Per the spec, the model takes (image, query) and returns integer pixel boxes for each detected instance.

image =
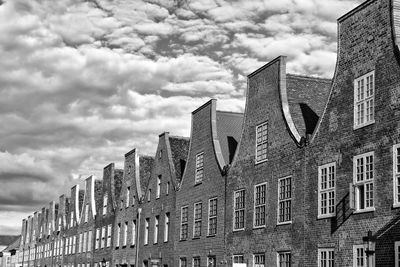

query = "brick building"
[174,99,243,267]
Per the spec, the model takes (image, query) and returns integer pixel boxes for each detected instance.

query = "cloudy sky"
[0,0,363,235]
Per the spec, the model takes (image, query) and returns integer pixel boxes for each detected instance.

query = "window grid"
[180,258,187,267]
[193,202,202,238]
[254,254,265,267]
[318,249,334,267]
[318,163,336,218]
[208,198,218,236]
[164,213,169,242]
[180,206,188,240]
[353,245,366,267]
[278,177,292,224]
[254,183,266,227]
[354,71,374,128]
[394,145,400,206]
[234,189,245,230]
[256,122,268,163]
[195,153,204,184]
[353,152,374,212]
[278,252,291,267]
[193,257,200,267]
[131,220,136,246]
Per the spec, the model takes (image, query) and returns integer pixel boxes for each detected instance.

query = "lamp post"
[362,230,376,267]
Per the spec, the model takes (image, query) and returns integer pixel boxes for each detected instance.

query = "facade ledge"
[353,207,375,214]
[393,203,400,208]
[277,221,292,226]
[353,120,375,130]
[255,159,268,166]
[317,214,335,220]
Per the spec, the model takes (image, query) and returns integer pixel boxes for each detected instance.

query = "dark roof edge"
[247,56,283,78]
[338,0,375,22]
[192,99,215,114]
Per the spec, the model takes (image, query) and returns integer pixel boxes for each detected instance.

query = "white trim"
[253,182,267,228]
[255,121,268,164]
[317,248,334,267]
[395,241,400,267]
[195,152,204,184]
[207,197,218,236]
[233,189,245,231]
[153,215,159,244]
[353,70,375,129]
[394,144,400,207]
[317,162,336,219]
[193,202,202,238]
[277,176,292,225]
[253,253,265,267]
[353,151,375,213]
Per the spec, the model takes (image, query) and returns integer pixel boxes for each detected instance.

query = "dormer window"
[256,122,268,163]
[354,71,375,129]
[103,194,108,215]
[195,152,204,184]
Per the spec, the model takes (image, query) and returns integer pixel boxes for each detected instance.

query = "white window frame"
[144,218,149,245]
[255,121,268,164]
[164,213,169,242]
[277,176,292,225]
[318,248,334,267]
[101,226,106,248]
[233,189,245,231]
[353,244,366,267]
[352,151,375,213]
[131,220,136,246]
[208,198,217,236]
[318,162,336,218]
[123,222,128,246]
[154,216,159,244]
[394,144,400,208]
[84,204,89,223]
[253,253,265,267]
[95,229,100,250]
[354,70,375,129]
[253,183,267,228]
[277,251,291,267]
[180,206,188,240]
[193,202,202,238]
[395,241,400,267]
[156,176,161,199]
[195,152,204,184]
[102,194,108,216]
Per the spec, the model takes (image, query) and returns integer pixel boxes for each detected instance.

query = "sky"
[0,0,363,235]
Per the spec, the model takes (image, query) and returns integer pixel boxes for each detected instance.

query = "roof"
[216,111,244,164]
[286,74,331,136]
[1,236,20,252]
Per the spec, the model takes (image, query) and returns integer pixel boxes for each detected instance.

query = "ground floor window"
[318,248,334,267]
[278,252,291,267]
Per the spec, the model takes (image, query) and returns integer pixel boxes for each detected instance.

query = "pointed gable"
[168,135,190,184]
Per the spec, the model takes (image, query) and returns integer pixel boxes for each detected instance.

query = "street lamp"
[362,230,376,267]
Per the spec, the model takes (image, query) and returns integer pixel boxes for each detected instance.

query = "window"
[193,202,202,238]
[123,222,128,246]
[132,221,136,246]
[353,245,366,267]
[195,152,204,184]
[144,218,149,245]
[352,152,374,212]
[318,249,334,267]
[116,223,120,248]
[103,194,108,215]
[179,258,187,267]
[101,226,106,248]
[72,235,76,254]
[394,145,400,207]
[107,224,111,247]
[83,232,87,252]
[164,213,169,242]
[154,216,159,244]
[120,199,123,210]
[180,206,188,240]
[207,256,216,267]
[208,198,217,236]
[88,231,92,252]
[253,254,265,267]
[233,255,244,264]
[395,241,400,267]
[166,181,170,195]
[354,70,374,129]
[126,187,130,208]
[95,229,100,250]
[79,233,83,253]
[318,163,336,218]
[157,176,161,199]
[256,122,268,163]
[148,189,151,202]
[278,177,292,224]
[193,257,200,267]
[84,204,89,223]
[234,189,245,230]
[278,252,291,267]
[254,183,266,227]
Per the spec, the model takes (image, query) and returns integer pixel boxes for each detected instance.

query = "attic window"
[195,152,204,184]
[159,150,162,159]
[128,165,132,174]
[354,71,375,129]
[255,122,268,164]
[103,194,108,215]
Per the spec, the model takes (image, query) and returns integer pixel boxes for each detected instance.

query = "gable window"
[254,254,265,267]
[318,163,336,218]
[256,122,268,163]
[354,71,375,129]
[278,176,292,224]
[318,248,334,267]
[116,223,120,248]
[233,189,245,230]
[394,144,400,207]
[278,252,291,267]
[103,194,108,215]
[154,216,159,244]
[195,152,204,184]
[84,204,89,223]
[208,198,217,236]
[353,245,366,267]
[131,220,136,246]
[157,176,161,199]
[164,213,169,242]
[254,183,266,228]
[193,202,202,238]
[107,224,111,247]
[126,187,130,208]
[180,206,188,240]
[144,218,149,245]
[352,152,374,212]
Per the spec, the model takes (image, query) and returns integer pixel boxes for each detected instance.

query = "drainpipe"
[135,208,142,267]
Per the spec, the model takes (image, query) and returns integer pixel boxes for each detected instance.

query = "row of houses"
[7,0,400,266]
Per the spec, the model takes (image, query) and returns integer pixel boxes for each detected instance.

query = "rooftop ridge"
[216,110,244,115]
[286,73,332,82]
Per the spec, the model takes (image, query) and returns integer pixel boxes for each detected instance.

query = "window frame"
[253,253,265,267]
[102,194,108,216]
[317,248,334,267]
[164,213,169,243]
[192,256,200,267]
[154,216,159,244]
[394,144,400,208]
[353,244,366,267]
[195,152,204,184]
[277,251,291,267]
[318,162,336,219]
[353,70,375,129]
[255,121,268,164]
[126,187,130,208]
[352,151,375,213]
[179,257,187,267]
[180,206,188,241]
[193,202,202,238]
[156,175,161,199]
[144,218,149,245]
[233,189,245,231]
[253,182,267,228]
[208,198,218,236]
[395,241,400,267]
[277,176,292,225]
[131,220,136,246]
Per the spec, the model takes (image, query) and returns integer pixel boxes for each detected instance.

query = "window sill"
[393,203,400,209]
[192,236,201,240]
[353,207,375,214]
[179,239,187,242]
[353,120,375,130]
[232,228,245,232]
[206,234,216,238]
[164,240,168,243]
[253,225,265,229]
[122,245,126,249]
[255,159,268,165]
[317,214,335,220]
[130,245,135,248]
[194,182,202,186]
[277,221,292,226]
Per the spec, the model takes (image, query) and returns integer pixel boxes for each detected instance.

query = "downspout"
[135,207,142,267]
